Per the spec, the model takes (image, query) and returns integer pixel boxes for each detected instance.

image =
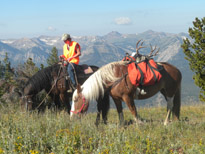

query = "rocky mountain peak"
[104,31,122,38]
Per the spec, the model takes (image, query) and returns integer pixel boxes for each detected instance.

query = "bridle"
[70,96,87,114]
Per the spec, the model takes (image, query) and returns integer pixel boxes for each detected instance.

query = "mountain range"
[0,30,200,105]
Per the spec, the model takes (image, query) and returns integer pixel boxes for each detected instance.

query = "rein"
[36,64,63,109]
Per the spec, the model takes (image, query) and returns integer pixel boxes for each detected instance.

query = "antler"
[149,44,160,57]
[136,40,146,54]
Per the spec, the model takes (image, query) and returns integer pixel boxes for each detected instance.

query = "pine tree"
[0,61,5,78]
[40,64,44,70]
[3,52,14,81]
[181,17,205,101]
[0,53,16,101]
[24,58,39,77]
[15,58,40,100]
[47,47,59,66]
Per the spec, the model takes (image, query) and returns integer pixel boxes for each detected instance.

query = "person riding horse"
[60,33,81,92]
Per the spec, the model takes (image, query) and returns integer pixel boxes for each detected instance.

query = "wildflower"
[199,138,203,146]
[29,149,39,154]
[0,148,4,154]
[89,137,93,144]
[17,136,22,140]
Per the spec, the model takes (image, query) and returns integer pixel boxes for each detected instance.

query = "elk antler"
[136,40,146,54]
[149,44,160,57]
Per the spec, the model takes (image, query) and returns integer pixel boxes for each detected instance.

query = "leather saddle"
[59,61,95,80]
[75,64,94,79]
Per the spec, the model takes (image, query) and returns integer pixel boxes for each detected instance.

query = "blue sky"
[0,0,204,39]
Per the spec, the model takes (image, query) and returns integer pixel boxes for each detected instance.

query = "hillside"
[0,30,200,103]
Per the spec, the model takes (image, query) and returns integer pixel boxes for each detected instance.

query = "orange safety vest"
[63,41,80,64]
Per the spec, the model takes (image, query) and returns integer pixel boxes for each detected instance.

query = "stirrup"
[67,84,76,93]
[67,88,73,93]
[66,76,70,80]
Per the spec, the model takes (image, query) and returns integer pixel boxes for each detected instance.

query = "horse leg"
[59,93,71,114]
[112,97,124,126]
[95,111,101,127]
[101,93,110,124]
[161,87,181,125]
[172,87,181,121]
[160,89,172,125]
[23,95,33,111]
[123,95,143,124]
[96,93,110,126]
[164,96,174,126]
[51,95,61,111]
[96,98,102,126]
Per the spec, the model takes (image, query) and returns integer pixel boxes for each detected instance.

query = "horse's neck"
[101,64,128,91]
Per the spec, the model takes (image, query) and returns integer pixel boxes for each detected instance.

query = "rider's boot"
[67,83,76,93]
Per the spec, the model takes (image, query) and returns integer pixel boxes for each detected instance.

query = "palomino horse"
[70,42,182,126]
[22,62,110,124]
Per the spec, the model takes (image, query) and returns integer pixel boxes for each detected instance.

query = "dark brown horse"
[70,43,182,126]
[22,62,110,124]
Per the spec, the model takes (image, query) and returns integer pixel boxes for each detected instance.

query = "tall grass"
[0,104,204,154]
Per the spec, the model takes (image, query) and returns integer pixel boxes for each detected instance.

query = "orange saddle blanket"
[128,59,162,86]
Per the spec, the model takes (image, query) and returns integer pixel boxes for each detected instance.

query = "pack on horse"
[22,60,110,123]
[70,40,182,126]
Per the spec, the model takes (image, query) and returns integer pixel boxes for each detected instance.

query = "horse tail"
[172,85,181,120]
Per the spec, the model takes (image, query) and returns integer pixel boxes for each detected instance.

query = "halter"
[70,96,87,114]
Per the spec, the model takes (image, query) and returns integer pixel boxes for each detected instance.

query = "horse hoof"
[137,120,144,125]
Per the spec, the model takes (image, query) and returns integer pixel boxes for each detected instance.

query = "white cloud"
[47,26,56,31]
[114,17,132,25]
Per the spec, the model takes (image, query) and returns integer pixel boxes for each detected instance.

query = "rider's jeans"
[67,63,77,87]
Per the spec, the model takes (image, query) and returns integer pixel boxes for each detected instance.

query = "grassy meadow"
[0,103,204,154]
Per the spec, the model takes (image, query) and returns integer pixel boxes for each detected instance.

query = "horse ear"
[77,84,82,93]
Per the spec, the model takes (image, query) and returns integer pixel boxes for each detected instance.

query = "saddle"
[59,63,95,92]
[75,64,94,79]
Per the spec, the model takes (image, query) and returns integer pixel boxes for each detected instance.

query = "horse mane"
[73,61,128,101]
[25,64,61,93]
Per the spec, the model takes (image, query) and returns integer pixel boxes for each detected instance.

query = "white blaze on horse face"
[70,101,75,117]
[70,91,77,117]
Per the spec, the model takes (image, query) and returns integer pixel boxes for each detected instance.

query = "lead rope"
[36,65,63,109]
